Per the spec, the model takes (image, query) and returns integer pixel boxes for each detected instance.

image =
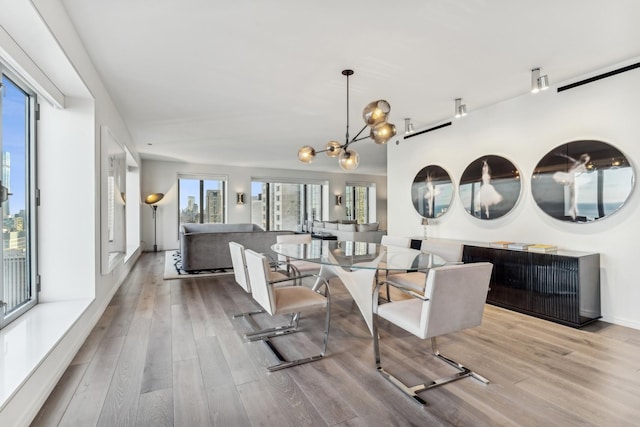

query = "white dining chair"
[244,249,331,371]
[385,240,464,298]
[228,241,287,323]
[378,235,412,300]
[373,262,493,405]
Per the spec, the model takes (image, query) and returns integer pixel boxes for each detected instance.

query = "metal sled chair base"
[376,337,489,406]
[233,308,319,371]
[257,335,325,372]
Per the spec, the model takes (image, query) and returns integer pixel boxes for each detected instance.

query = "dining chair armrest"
[269,273,330,295]
[376,280,429,301]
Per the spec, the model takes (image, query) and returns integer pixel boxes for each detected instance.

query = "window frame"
[177,173,228,228]
[0,64,39,329]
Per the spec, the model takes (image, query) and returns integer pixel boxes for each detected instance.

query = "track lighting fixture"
[454,98,467,118]
[404,118,414,135]
[531,67,549,93]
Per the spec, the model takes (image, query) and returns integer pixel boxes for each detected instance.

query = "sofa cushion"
[338,223,356,232]
[339,219,357,224]
[358,222,379,232]
[181,223,261,233]
[313,221,324,229]
[324,222,338,230]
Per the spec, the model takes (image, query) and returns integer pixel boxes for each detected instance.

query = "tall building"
[268,183,302,231]
[180,195,199,223]
[205,189,223,223]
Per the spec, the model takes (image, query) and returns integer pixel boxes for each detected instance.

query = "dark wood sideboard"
[462,245,601,328]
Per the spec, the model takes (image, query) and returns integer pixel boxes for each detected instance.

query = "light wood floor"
[32,252,640,426]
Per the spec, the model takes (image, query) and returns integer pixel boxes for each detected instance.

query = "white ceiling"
[60,0,640,175]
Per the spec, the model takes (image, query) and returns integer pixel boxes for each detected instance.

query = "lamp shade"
[325,140,342,157]
[144,193,164,205]
[338,149,360,170]
[362,100,390,126]
[298,145,316,163]
[370,122,397,144]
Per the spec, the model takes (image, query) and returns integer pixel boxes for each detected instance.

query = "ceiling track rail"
[403,122,452,140]
[557,61,640,92]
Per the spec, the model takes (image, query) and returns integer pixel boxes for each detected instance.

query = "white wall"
[388,58,640,329]
[0,1,142,425]
[141,159,388,251]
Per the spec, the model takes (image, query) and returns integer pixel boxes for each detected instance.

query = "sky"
[2,75,28,215]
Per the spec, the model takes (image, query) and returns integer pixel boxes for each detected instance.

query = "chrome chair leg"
[372,322,489,406]
[264,283,331,372]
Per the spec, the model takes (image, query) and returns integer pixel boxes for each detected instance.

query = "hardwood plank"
[140,281,172,394]
[171,303,198,362]
[96,316,151,427]
[173,358,212,426]
[237,371,325,427]
[135,388,173,427]
[57,336,125,427]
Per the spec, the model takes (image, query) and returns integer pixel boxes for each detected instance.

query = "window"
[345,183,376,224]
[251,180,326,231]
[178,176,227,225]
[1,68,37,329]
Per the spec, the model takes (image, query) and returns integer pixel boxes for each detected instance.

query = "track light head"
[531,67,549,93]
[454,98,467,118]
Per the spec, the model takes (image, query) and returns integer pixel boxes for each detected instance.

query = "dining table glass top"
[271,240,446,272]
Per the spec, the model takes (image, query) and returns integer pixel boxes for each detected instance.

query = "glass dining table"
[271,240,446,335]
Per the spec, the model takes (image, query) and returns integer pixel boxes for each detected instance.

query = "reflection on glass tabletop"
[272,240,446,271]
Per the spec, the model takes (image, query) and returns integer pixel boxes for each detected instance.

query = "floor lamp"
[144,193,164,252]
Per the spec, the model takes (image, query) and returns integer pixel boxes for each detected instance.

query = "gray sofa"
[179,223,295,272]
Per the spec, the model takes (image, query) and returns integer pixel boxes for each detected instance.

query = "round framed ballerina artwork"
[411,165,454,218]
[531,140,634,223]
[459,155,522,220]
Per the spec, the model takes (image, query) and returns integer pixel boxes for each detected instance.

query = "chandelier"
[297,69,397,171]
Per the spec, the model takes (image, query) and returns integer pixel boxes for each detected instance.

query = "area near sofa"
[179,223,295,272]
[307,220,385,243]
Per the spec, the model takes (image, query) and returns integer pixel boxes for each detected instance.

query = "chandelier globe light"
[325,140,342,157]
[338,149,360,171]
[297,69,396,171]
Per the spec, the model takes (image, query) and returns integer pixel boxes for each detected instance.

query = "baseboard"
[599,314,640,331]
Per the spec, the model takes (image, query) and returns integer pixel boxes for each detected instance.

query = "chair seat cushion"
[376,298,425,338]
[274,286,327,315]
[387,272,426,293]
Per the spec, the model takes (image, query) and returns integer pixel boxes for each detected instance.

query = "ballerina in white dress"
[423,174,440,217]
[552,153,590,220]
[475,160,503,218]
